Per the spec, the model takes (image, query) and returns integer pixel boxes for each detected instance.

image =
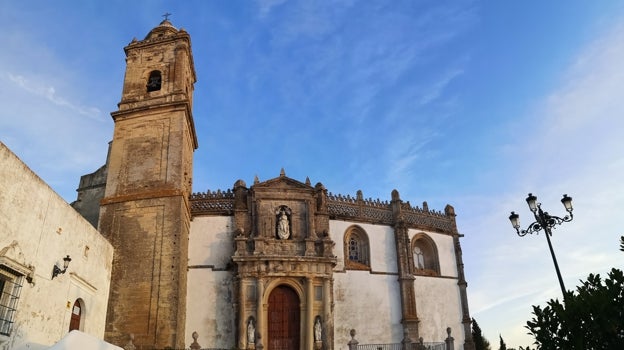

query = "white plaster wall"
[186,215,235,348]
[331,219,402,348]
[334,272,403,349]
[409,229,464,348]
[413,277,465,347]
[185,269,236,348]
[188,216,234,266]
[330,221,397,273]
[409,229,458,278]
[0,143,113,349]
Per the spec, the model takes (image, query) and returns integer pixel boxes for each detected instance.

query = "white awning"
[44,330,122,350]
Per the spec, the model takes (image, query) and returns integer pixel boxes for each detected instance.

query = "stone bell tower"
[99,19,197,349]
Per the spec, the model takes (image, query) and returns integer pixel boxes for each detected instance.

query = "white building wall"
[414,277,465,346]
[330,221,398,273]
[331,220,402,348]
[408,229,458,278]
[186,215,236,348]
[334,272,402,348]
[0,143,113,349]
[409,229,464,347]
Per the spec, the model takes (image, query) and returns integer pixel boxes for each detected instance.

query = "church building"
[68,19,474,350]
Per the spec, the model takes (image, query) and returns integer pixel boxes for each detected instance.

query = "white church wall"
[414,276,465,347]
[409,229,464,347]
[188,216,234,266]
[0,143,113,349]
[186,215,236,348]
[330,221,398,273]
[409,229,458,278]
[185,269,236,348]
[331,220,402,348]
[333,272,403,348]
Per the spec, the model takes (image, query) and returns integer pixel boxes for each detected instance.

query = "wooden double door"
[268,286,300,350]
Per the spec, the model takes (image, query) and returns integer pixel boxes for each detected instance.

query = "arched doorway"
[268,285,300,350]
[69,299,83,331]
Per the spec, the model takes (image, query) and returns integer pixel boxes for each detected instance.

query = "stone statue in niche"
[314,317,322,342]
[247,318,255,344]
[414,246,425,269]
[275,206,291,239]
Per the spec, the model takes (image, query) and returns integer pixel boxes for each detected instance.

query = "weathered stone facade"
[70,142,110,228]
[98,20,197,349]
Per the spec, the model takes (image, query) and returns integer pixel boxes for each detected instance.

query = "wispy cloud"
[256,0,288,18]
[7,73,103,121]
[418,68,464,106]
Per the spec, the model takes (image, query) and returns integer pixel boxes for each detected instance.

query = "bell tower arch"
[99,19,197,349]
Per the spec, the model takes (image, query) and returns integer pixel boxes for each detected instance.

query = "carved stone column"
[391,190,419,341]
[323,277,334,349]
[235,232,247,256]
[238,277,248,349]
[256,278,265,344]
[305,238,317,257]
[306,277,315,350]
[452,232,475,350]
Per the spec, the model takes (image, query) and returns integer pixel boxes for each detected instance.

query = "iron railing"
[355,343,446,350]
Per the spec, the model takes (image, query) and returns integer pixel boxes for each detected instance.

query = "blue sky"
[2,1,623,347]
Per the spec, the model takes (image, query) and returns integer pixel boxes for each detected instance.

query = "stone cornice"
[101,189,185,205]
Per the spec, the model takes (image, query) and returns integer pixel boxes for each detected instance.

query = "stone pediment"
[251,174,314,193]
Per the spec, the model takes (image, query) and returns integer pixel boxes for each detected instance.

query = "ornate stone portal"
[232,173,336,350]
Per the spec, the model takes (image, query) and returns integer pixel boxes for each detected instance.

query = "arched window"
[343,226,370,270]
[411,233,440,276]
[68,299,84,332]
[146,70,162,92]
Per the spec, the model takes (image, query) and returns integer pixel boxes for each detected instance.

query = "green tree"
[472,318,492,350]
[498,335,507,350]
[620,235,624,252]
[526,249,624,349]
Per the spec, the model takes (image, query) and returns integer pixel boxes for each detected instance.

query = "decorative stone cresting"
[190,189,235,214]
[191,188,457,232]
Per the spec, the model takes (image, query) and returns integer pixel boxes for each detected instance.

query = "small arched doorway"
[268,285,300,350]
[69,299,83,331]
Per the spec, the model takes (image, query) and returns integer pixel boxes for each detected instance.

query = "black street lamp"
[52,255,72,280]
[509,193,574,297]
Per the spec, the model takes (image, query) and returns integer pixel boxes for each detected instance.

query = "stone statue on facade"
[276,209,290,239]
[314,317,322,342]
[247,318,255,344]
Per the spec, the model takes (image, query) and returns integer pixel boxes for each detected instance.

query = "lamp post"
[508,193,573,297]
